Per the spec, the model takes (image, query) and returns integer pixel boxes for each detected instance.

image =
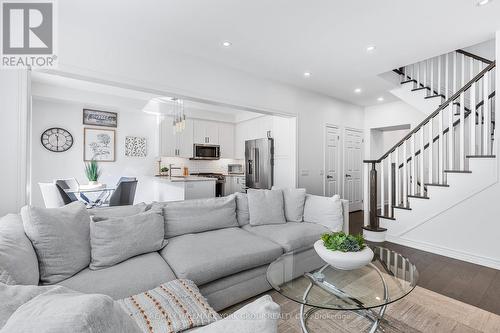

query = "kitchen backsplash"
[159,157,244,176]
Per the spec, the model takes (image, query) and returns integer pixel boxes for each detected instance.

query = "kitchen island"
[153,176,216,202]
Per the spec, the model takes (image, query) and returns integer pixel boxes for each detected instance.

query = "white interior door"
[324,125,339,196]
[344,128,363,212]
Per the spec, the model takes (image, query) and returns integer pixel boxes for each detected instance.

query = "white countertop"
[154,176,216,182]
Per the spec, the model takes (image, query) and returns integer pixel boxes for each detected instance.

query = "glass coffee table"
[266,246,418,333]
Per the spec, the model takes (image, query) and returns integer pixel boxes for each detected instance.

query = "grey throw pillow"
[1,285,141,333]
[88,203,147,219]
[90,209,167,270]
[160,195,238,238]
[272,187,306,222]
[21,202,91,284]
[247,189,286,226]
[235,192,250,226]
[0,214,39,285]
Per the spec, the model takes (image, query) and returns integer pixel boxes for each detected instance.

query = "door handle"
[345,174,352,178]
[326,175,333,179]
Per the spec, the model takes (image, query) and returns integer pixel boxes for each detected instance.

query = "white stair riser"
[386,158,497,236]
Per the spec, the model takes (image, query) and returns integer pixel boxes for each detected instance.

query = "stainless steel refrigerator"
[245,138,274,189]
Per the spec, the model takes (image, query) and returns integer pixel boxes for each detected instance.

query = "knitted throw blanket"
[118,279,221,333]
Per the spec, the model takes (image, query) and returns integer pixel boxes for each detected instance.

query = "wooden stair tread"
[424,94,445,99]
[408,195,430,199]
[444,170,472,173]
[401,79,416,84]
[424,183,449,187]
[411,87,430,92]
[466,155,496,158]
[394,205,412,210]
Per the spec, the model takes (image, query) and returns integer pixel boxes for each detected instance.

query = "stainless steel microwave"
[191,144,220,160]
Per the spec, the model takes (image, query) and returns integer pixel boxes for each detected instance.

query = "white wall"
[0,70,29,216]
[31,95,159,207]
[364,101,425,160]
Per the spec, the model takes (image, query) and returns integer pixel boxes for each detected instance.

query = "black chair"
[108,179,138,206]
[55,184,77,205]
[55,178,92,205]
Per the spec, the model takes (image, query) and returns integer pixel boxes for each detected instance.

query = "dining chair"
[55,178,92,205]
[108,179,138,206]
[39,183,76,208]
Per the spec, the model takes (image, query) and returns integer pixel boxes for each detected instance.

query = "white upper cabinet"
[159,116,176,156]
[218,122,234,158]
[159,116,193,157]
[193,120,219,144]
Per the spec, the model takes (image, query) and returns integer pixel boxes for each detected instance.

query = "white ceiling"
[58,0,500,106]
[31,72,264,122]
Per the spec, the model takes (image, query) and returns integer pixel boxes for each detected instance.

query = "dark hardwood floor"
[350,210,500,316]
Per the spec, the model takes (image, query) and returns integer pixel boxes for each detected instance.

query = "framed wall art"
[83,109,118,128]
[125,136,147,157]
[84,128,116,161]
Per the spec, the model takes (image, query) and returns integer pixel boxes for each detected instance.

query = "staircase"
[363,50,496,246]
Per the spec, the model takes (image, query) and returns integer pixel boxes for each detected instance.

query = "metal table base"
[299,263,388,333]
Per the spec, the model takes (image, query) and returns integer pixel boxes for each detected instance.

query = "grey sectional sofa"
[0,192,348,312]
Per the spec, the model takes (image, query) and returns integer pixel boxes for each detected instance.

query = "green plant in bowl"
[321,232,366,252]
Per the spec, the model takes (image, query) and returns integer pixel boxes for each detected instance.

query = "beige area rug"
[223,287,500,333]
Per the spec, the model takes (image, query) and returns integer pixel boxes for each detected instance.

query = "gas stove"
[190,173,225,183]
[190,173,226,197]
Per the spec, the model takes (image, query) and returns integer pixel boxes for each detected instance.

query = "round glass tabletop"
[266,246,418,311]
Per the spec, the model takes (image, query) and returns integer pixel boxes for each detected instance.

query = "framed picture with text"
[84,128,116,162]
[83,109,118,128]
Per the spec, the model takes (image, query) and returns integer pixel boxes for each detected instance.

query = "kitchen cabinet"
[193,120,219,144]
[159,116,193,157]
[234,115,273,159]
[218,122,234,158]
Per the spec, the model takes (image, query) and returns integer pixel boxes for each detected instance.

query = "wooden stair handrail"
[456,49,494,65]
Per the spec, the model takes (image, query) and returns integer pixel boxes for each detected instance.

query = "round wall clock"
[41,128,74,152]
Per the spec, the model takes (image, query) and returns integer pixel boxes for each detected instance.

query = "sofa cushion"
[243,222,329,252]
[272,187,307,222]
[235,192,250,226]
[21,202,91,284]
[58,252,176,300]
[303,194,343,232]
[0,283,55,327]
[118,279,220,333]
[160,228,283,285]
[90,209,167,270]
[0,214,39,285]
[1,285,140,333]
[191,295,280,333]
[88,203,147,219]
[247,189,286,226]
[159,195,238,238]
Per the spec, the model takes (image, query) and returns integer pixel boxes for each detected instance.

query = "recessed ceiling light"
[366,45,376,52]
[377,97,384,102]
[303,72,311,78]
[354,88,362,94]
[221,41,232,47]
[477,0,492,6]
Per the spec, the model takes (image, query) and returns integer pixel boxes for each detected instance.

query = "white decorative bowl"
[313,240,374,270]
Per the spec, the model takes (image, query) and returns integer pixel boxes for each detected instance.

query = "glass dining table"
[65,186,116,208]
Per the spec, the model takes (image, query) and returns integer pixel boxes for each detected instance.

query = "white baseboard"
[385,234,500,270]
